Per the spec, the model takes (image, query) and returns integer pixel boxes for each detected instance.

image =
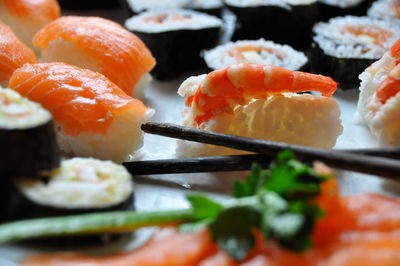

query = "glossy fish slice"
[0,0,60,53]
[0,20,37,87]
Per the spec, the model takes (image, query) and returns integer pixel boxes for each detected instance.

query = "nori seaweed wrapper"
[0,119,60,179]
[317,0,375,21]
[132,27,221,80]
[228,2,318,49]
[310,42,376,89]
[58,0,122,9]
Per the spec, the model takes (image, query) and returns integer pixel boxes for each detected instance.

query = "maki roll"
[58,0,121,9]
[203,39,309,72]
[311,16,400,90]
[10,158,134,220]
[125,0,191,16]
[125,9,223,80]
[0,88,60,178]
[225,0,318,48]
[318,0,375,21]
[368,0,400,21]
[189,0,225,17]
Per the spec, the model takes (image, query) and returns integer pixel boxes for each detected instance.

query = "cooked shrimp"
[375,63,400,104]
[180,64,338,126]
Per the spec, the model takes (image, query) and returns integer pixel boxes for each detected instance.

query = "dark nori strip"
[317,0,375,21]
[0,120,60,179]
[58,0,121,9]
[228,3,318,49]
[131,27,221,80]
[310,41,376,89]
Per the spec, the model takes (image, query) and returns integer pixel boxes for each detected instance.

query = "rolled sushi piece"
[58,0,121,9]
[311,16,400,90]
[125,0,191,16]
[10,158,134,220]
[0,88,60,178]
[0,21,37,88]
[317,0,375,21]
[9,62,155,163]
[356,38,400,146]
[0,0,60,54]
[225,0,318,49]
[33,16,156,98]
[125,9,223,80]
[368,0,400,21]
[190,0,225,17]
[176,64,342,157]
[203,39,309,72]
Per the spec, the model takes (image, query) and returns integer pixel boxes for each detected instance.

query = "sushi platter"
[2,0,400,265]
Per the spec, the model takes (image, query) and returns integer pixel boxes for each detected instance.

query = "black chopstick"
[139,122,400,180]
[123,154,274,175]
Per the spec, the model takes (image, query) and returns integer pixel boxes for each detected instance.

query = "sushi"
[33,16,156,98]
[0,0,60,54]
[125,9,223,80]
[58,0,121,10]
[318,0,375,21]
[0,21,37,87]
[125,0,191,15]
[10,158,134,220]
[0,88,60,178]
[311,16,400,90]
[8,62,155,163]
[225,0,318,48]
[356,38,400,146]
[368,0,400,21]
[190,0,224,17]
[177,64,342,157]
[203,39,309,72]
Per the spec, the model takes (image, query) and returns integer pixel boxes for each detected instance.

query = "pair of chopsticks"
[123,122,400,180]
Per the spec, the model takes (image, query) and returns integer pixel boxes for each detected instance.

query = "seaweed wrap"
[311,16,400,90]
[368,0,400,21]
[125,9,223,80]
[58,0,122,9]
[317,0,375,21]
[225,0,318,49]
[203,39,309,71]
[125,0,190,16]
[190,0,225,17]
[10,158,134,220]
[0,88,60,178]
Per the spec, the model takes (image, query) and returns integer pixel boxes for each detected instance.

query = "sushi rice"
[368,0,400,21]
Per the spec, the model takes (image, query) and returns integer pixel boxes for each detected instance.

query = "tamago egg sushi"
[9,62,155,163]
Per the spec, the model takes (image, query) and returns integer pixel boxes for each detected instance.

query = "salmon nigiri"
[0,0,60,53]
[0,21,37,87]
[33,16,156,98]
[9,62,154,163]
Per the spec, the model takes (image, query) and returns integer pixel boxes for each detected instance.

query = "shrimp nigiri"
[33,16,156,98]
[0,21,37,87]
[357,38,400,146]
[9,62,154,163]
[0,0,60,54]
[177,64,342,156]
